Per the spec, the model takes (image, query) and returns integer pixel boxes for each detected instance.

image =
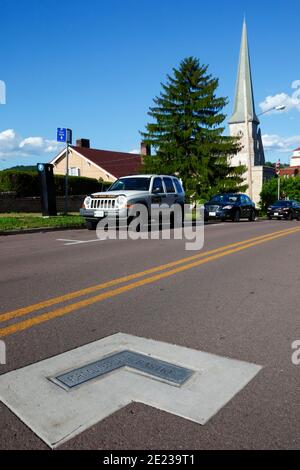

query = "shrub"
[0,170,39,196]
[0,170,101,196]
[54,175,100,196]
[260,176,300,211]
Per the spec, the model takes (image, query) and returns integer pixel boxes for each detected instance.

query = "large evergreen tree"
[141,57,247,200]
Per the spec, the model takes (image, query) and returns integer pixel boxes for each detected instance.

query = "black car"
[204,193,256,222]
[267,200,300,220]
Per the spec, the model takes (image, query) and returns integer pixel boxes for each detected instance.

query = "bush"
[0,170,101,196]
[0,170,39,196]
[260,176,300,211]
[54,175,100,196]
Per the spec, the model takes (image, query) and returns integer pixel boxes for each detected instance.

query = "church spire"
[229,19,259,124]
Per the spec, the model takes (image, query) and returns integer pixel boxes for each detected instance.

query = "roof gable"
[51,146,142,179]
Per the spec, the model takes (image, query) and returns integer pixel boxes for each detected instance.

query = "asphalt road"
[0,219,300,450]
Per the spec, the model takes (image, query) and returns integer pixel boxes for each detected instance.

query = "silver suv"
[80,174,185,230]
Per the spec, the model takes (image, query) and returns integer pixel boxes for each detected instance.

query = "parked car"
[204,193,256,222]
[267,200,300,220]
[80,174,185,230]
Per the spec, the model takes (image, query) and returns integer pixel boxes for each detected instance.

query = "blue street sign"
[57,128,72,144]
[57,128,66,142]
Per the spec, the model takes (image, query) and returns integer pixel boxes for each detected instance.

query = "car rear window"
[163,177,175,193]
[173,179,183,193]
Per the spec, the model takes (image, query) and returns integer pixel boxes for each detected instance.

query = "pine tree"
[141,57,247,200]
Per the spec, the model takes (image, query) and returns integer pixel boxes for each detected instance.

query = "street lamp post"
[257,104,286,117]
[257,104,285,202]
[244,103,285,200]
[244,82,253,199]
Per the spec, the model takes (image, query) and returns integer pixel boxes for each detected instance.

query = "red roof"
[294,147,300,151]
[71,146,142,178]
[279,166,300,176]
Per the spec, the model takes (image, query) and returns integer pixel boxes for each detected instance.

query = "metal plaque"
[52,350,194,389]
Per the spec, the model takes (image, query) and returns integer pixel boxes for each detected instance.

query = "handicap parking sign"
[57,128,67,142]
[57,128,72,144]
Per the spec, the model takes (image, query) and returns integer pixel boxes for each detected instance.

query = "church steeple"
[229,19,259,125]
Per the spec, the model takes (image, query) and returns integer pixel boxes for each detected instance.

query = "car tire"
[232,209,240,223]
[86,219,98,230]
[288,211,293,221]
[127,204,149,232]
[127,214,142,232]
[268,216,272,220]
[170,205,184,228]
[248,209,256,222]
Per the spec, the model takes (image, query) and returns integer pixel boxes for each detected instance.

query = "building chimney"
[76,138,90,148]
[140,141,151,157]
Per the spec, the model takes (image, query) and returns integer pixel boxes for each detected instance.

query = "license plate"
[209,212,216,217]
[274,212,279,216]
[94,210,104,217]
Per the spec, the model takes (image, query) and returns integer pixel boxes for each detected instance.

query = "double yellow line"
[1,226,300,338]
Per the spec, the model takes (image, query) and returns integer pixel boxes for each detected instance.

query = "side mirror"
[152,187,161,194]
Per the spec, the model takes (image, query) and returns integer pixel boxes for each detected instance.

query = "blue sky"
[0,0,299,169]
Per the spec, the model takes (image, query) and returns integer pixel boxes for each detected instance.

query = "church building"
[228,20,274,206]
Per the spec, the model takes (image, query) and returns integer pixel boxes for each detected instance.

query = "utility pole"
[244,81,253,199]
[275,159,281,200]
[64,141,69,214]
[57,128,72,215]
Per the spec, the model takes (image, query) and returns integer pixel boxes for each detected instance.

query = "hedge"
[0,170,102,197]
[54,174,101,196]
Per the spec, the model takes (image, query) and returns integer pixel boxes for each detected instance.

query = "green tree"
[141,57,246,200]
[260,176,300,211]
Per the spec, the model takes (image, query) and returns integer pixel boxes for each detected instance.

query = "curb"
[0,225,86,236]
[0,217,269,236]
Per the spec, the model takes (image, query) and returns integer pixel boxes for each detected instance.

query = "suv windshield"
[210,194,239,204]
[273,200,292,207]
[109,177,151,191]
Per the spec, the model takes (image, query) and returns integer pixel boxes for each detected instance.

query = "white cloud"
[262,134,300,153]
[0,129,18,151]
[0,129,63,159]
[129,148,140,154]
[19,136,44,149]
[259,81,300,113]
[0,80,6,104]
[292,80,300,89]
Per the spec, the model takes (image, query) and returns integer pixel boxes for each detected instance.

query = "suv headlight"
[84,196,91,209]
[115,195,127,209]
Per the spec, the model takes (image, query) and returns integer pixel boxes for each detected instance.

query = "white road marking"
[206,223,225,228]
[0,333,262,449]
[57,238,104,246]
[56,222,224,246]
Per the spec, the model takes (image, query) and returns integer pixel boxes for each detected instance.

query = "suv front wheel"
[127,204,150,232]
[248,209,256,222]
[232,209,240,223]
[86,219,98,230]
